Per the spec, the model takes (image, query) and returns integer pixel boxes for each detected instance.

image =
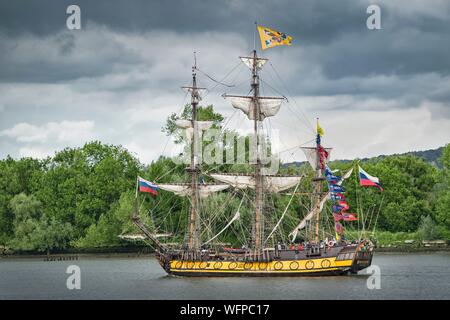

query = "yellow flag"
[317,121,324,136]
[257,25,293,50]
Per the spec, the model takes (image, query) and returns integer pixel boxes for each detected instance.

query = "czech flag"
[358,165,383,191]
[138,176,158,196]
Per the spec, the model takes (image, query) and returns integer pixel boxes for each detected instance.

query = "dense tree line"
[0,107,449,252]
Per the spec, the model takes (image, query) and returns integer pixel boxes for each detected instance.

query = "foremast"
[313,121,324,243]
[251,49,264,257]
[185,59,201,252]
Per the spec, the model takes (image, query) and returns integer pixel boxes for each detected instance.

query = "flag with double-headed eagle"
[257,25,293,50]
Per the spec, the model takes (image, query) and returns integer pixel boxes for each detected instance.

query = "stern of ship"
[349,240,374,274]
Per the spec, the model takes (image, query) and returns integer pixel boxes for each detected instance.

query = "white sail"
[266,175,302,193]
[210,173,254,189]
[240,57,267,70]
[228,97,283,121]
[210,173,302,193]
[175,119,214,131]
[288,167,353,241]
[199,184,230,198]
[158,183,229,198]
[175,120,214,143]
[300,146,332,169]
[341,167,354,181]
[174,119,192,129]
[158,184,191,197]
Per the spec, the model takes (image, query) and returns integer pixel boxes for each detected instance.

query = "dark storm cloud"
[0,0,364,41]
[1,0,449,85]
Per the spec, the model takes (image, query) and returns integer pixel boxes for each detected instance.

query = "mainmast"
[219,49,286,258]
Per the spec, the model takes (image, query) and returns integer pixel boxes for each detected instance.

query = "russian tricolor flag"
[138,176,158,196]
[358,166,383,191]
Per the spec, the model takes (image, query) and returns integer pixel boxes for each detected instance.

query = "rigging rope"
[268,61,316,133]
[202,195,244,245]
[264,180,301,243]
[195,67,235,88]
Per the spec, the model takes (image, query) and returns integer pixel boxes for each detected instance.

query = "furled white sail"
[227,97,283,121]
[210,173,254,189]
[158,183,229,198]
[266,176,302,193]
[157,184,191,197]
[175,120,214,143]
[175,120,214,131]
[288,167,353,241]
[300,147,332,169]
[240,57,267,70]
[210,173,302,193]
[199,184,230,198]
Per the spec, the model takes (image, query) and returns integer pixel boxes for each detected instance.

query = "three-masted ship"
[132,48,374,276]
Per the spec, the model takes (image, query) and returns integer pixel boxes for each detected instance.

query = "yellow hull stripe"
[169,257,353,274]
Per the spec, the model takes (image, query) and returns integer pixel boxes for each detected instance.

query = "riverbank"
[0,245,154,260]
[2,246,450,260]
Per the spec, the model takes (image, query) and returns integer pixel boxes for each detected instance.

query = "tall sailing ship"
[131,27,377,276]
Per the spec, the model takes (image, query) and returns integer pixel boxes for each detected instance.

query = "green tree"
[8,193,74,253]
[0,157,43,244]
[417,215,441,241]
[435,144,450,229]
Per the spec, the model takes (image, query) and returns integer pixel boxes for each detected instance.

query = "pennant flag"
[329,184,345,193]
[317,121,324,137]
[343,213,358,221]
[325,166,340,184]
[326,176,340,185]
[257,25,293,50]
[358,165,383,191]
[337,201,349,210]
[333,213,343,222]
[332,205,345,213]
[138,176,158,196]
[330,192,346,201]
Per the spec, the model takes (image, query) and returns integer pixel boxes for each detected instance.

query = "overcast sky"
[1,0,449,164]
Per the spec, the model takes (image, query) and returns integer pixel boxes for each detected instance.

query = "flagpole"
[133,176,139,219]
[253,21,257,52]
[135,176,139,199]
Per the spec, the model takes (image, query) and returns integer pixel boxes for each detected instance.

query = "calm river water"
[1,253,449,299]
